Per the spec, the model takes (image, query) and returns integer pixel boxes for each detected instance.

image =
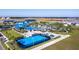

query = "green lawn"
[1,29,23,40]
[43,29,79,50]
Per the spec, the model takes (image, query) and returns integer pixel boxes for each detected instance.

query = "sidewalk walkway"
[32,35,70,50]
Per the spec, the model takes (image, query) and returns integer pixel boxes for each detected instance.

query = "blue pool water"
[16,34,50,48]
[15,21,38,31]
[15,22,27,29]
[25,26,38,31]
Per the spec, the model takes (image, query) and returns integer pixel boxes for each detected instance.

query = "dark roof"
[25,19,36,22]
[0,33,3,37]
[3,20,16,22]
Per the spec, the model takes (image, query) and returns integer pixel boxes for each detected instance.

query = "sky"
[0,9,79,17]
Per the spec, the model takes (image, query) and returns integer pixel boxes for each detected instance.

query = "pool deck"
[11,29,70,50]
[23,31,43,37]
[32,35,70,50]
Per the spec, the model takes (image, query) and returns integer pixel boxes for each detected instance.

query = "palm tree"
[66,25,73,32]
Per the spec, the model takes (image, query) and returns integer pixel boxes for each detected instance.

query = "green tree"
[50,22,64,30]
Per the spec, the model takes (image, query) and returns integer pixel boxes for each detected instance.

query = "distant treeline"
[0,17,79,19]
[9,17,79,19]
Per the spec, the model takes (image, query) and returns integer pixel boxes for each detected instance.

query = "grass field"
[1,29,23,40]
[43,29,79,50]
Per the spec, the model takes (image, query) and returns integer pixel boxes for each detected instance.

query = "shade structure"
[16,34,50,48]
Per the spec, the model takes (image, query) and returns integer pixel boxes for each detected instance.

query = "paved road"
[32,35,70,50]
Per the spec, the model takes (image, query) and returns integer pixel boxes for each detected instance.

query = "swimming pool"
[15,21,38,31]
[16,34,50,48]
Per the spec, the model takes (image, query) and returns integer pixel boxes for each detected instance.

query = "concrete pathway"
[0,42,4,50]
[32,35,70,50]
